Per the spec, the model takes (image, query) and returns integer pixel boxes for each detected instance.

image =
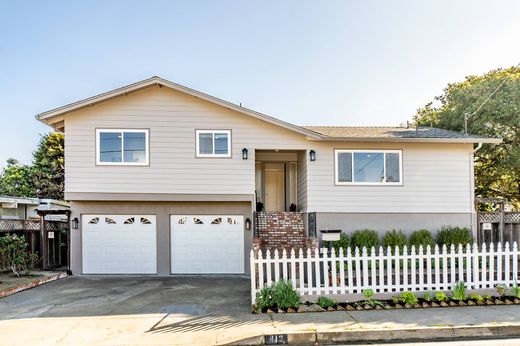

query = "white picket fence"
[250,242,520,303]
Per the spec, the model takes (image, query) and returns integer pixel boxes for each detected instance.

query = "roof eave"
[36,76,322,139]
[319,136,503,144]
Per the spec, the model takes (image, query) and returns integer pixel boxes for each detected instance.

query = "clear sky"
[1,0,519,166]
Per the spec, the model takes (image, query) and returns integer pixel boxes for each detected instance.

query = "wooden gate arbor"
[0,210,71,273]
[476,197,520,246]
[36,209,71,272]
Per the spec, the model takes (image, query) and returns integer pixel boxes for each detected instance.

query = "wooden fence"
[478,212,520,245]
[250,243,520,303]
[0,219,68,270]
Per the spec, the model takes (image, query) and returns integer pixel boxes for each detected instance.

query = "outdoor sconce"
[309,150,316,161]
[72,217,79,230]
[245,218,251,230]
[242,148,248,160]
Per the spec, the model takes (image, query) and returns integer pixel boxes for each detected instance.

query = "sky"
[1,0,519,166]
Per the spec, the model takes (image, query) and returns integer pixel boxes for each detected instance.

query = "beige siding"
[65,86,310,195]
[306,142,474,213]
[64,85,474,214]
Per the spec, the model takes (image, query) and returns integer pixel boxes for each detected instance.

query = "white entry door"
[170,215,244,274]
[82,215,157,274]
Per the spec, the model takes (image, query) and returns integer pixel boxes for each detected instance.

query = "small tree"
[0,235,38,276]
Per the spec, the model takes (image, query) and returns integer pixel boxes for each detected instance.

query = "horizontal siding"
[64,85,474,213]
[65,87,309,195]
[306,143,474,213]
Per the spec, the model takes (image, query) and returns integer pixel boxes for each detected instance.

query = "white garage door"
[171,215,244,274]
[82,215,157,274]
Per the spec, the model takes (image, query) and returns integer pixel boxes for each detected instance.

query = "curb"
[0,272,68,299]
[230,324,520,345]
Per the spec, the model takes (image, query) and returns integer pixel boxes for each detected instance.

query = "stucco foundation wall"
[70,201,253,275]
[316,212,474,239]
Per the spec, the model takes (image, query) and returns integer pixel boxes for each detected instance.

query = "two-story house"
[37,76,500,276]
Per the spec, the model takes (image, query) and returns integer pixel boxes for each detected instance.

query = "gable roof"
[36,76,501,144]
[36,76,321,139]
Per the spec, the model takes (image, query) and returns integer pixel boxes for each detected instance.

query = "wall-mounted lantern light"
[309,150,316,161]
[242,148,248,160]
[72,217,79,230]
[245,218,251,230]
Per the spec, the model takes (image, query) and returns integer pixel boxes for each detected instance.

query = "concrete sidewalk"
[0,276,519,345]
[1,305,519,345]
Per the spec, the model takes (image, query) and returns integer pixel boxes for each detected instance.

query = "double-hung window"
[196,130,231,157]
[96,129,149,165]
[335,149,402,185]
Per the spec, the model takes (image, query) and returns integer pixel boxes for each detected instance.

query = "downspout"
[472,142,483,241]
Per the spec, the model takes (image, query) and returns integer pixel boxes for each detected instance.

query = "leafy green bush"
[0,234,38,276]
[382,230,407,252]
[255,280,301,310]
[351,229,379,249]
[422,292,433,302]
[434,291,449,302]
[469,293,484,302]
[317,296,336,309]
[436,226,473,247]
[362,288,374,300]
[325,233,351,255]
[496,283,507,297]
[451,281,467,301]
[397,291,418,305]
[510,282,520,298]
[409,229,435,249]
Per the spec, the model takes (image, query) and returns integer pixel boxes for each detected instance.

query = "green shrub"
[351,229,379,249]
[422,292,433,302]
[409,229,435,249]
[469,293,484,302]
[436,226,473,247]
[325,233,351,255]
[510,282,520,298]
[496,283,507,297]
[317,296,336,309]
[451,281,467,301]
[397,291,418,305]
[0,234,38,276]
[362,288,374,300]
[434,291,448,302]
[255,280,301,310]
[382,230,407,252]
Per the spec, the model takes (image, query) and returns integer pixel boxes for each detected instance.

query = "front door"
[264,163,285,211]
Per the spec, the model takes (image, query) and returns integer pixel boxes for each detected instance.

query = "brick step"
[255,212,307,251]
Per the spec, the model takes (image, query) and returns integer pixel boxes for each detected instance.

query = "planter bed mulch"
[0,271,68,298]
[253,296,520,314]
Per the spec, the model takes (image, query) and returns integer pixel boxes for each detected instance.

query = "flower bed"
[252,280,520,314]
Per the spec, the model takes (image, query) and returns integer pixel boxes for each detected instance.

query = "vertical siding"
[297,151,308,212]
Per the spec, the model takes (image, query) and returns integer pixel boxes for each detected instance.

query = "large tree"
[414,66,520,209]
[32,133,65,200]
[0,158,36,197]
[0,133,64,200]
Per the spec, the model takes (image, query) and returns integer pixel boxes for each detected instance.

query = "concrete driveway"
[0,275,275,345]
[0,275,251,319]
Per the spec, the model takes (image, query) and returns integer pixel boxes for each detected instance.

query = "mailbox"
[320,229,342,241]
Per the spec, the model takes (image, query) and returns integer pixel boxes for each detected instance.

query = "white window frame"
[96,129,149,166]
[334,149,403,186]
[195,130,232,158]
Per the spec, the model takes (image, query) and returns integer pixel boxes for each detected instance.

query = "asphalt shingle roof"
[303,126,491,140]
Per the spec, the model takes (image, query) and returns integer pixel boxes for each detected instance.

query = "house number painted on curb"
[264,334,288,345]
